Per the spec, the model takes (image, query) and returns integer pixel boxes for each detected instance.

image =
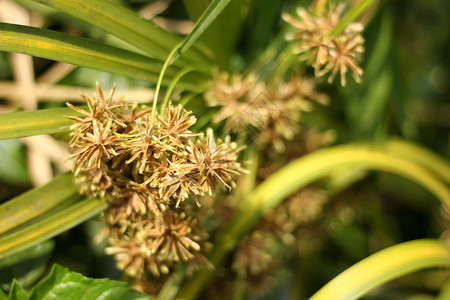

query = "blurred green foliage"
[0,0,448,299]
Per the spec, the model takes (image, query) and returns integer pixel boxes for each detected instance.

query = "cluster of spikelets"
[204,72,329,153]
[66,83,245,278]
[283,3,365,86]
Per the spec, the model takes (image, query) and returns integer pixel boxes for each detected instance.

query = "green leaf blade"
[173,0,231,63]
[29,264,149,300]
[27,0,209,66]
[0,23,164,83]
[178,140,450,298]
[309,239,450,300]
[0,107,78,140]
[9,280,29,300]
[0,197,108,260]
[0,173,78,234]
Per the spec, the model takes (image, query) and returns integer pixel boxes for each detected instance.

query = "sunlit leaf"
[178,140,450,298]
[0,23,166,83]
[0,107,77,141]
[309,239,450,300]
[26,0,209,66]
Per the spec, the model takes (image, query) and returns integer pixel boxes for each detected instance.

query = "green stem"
[160,68,198,115]
[330,0,375,37]
[151,44,182,126]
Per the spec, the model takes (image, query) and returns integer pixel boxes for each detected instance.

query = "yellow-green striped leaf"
[309,239,450,300]
[0,23,165,83]
[0,107,78,140]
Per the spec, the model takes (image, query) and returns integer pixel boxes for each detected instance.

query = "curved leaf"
[178,140,450,298]
[309,239,450,300]
[386,139,450,184]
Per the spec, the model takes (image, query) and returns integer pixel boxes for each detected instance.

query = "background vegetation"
[0,0,449,299]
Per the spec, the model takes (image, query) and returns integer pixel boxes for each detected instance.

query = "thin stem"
[160,68,197,115]
[151,44,182,126]
[330,0,375,37]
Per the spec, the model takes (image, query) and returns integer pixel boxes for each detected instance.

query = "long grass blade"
[0,173,77,235]
[178,140,450,298]
[309,239,450,300]
[0,107,78,140]
[172,0,231,63]
[183,0,249,66]
[26,0,209,65]
[0,23,168,83]
[0,197,108,260]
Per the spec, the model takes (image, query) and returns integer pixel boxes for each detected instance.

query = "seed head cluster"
[67,83,245,277]
[283,4,365,86]
[204,72,329,152]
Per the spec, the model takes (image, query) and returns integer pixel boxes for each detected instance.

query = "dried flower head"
[67,83,245,280]
[204,72,265,132]
[205,72,329,153]
[283,4,365,86]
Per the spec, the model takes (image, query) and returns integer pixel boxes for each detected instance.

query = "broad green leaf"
[27,0,209,66]
[8,280,28,300]
[178,140,450,298]
[309,239,450,300]
[0,173,78,234]
[28,264,149,300]
[0,240,55,291]
[0,197,108,260]
[0,107,77,140]
[172,0,231,64]
[0,289,6,300]
[0,23,175,84]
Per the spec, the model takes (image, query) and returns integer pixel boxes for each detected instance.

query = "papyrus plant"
[0,0,449,299]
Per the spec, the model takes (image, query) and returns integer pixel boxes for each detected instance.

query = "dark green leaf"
[29,264,149,300]
[9,280,28,300]
[0,289,6,300]
[0,241,55,291]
